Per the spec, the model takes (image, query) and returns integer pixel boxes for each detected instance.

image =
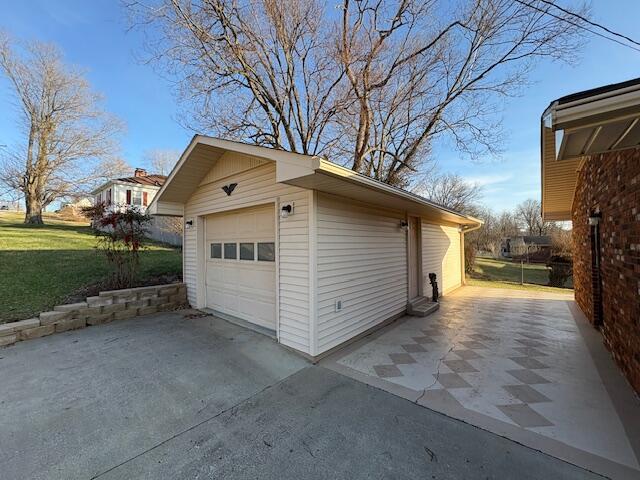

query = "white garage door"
[205,204,276,330]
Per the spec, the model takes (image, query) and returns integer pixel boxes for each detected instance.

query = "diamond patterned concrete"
[509,357,549,370]
[452,349,482,360]
[506,369,551,385]
[333,286,640,472]
[443,359,479,373]
[497,404,554,428]
[512,346,548,357]
[435,372,472,389]
[503,384,552,404]
[401,343,427,353]
[388,353,416,365]
[373,365,403,378]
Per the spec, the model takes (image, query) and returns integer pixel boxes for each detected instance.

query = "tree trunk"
[23,121,43,224]
[24,192,44,224]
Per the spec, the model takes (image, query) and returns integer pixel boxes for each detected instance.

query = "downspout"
[459,223,483,286]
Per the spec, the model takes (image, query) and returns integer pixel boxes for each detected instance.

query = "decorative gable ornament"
[222,183,238,196]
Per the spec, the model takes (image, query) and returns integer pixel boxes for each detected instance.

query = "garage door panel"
[205,204,276,330]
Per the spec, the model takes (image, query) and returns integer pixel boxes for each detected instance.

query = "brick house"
[541,78,640,394]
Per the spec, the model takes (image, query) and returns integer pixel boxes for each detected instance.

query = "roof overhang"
[90,180,162,195]
[541,78,640,221]
[149,135,482,227]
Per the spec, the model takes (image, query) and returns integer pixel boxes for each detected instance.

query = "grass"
[469,256,573,293]
[0,211,182,323]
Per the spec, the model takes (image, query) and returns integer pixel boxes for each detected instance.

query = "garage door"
[205,204,276,330]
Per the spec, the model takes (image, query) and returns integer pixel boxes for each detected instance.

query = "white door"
[407,216,421,300]
[205,204,276,330]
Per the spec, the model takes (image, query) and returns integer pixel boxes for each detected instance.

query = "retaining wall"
[0,283,187,347]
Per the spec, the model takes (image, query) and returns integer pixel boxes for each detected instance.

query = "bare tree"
[516,198,555,236]
[337,0,587,185]
[127,0,586,187]
[465,205,520,257]
[126,0,345,155]
[0,33,124,224]
[413,172,482,214]
[143,148,180,175]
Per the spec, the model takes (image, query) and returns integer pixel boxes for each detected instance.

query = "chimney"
[134,168,147,178]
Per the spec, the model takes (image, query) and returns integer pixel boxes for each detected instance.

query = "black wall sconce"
[400,220,409,231]
[281,202,294,218]
[222,183,238,196]
[588,211,602,226]
[185,220,194,229]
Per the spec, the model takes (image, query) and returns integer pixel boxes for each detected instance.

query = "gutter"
[316,159,483,227]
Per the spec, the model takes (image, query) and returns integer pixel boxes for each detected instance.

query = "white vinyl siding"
[315,193,407,354]
[421,222,462,295]
[183,160,311,354]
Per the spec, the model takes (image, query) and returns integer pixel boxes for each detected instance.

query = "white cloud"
[463,173,513,187]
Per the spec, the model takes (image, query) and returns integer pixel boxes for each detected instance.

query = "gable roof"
[149,135,482,228]
[114,174,167,187]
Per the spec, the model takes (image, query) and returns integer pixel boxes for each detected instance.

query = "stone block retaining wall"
[0,283,187,348]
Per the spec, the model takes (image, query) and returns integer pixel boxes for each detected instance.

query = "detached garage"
[149,136,481,358]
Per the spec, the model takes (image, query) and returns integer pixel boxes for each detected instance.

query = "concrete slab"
[323,286,640,480]
[0,311,308,480]
[96,366,601,480]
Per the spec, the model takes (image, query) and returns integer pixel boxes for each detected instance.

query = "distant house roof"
[503,235,552,246]
[521,235,552,246]
[114,174,166,187]
[91,173,167,195]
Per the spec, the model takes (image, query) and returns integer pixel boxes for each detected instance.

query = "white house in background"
[149,136,482,359]
[91,168,166,213]
[91,168,182,246]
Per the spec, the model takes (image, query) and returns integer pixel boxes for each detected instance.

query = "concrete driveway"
[0,310,604,480]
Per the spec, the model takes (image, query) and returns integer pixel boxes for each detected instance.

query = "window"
[132,191,142,206]
[240,243,255,260]
[224,243,237,259]
[257,242,275,262]
[210,243,222,259]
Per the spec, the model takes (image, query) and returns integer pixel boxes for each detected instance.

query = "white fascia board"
[148,135,202,212]
[552,88,640,127]
[316,160,483,226]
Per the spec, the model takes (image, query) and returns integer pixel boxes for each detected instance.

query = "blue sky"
[1,0,640,212]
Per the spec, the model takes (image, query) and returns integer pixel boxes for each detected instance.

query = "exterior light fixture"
[400,220,409,231]
[281,202,294,218]
[185,220,194,229]
[588,212,602,226]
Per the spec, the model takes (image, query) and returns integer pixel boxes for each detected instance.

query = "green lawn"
[0,211,182,323]
[469,256,573,293]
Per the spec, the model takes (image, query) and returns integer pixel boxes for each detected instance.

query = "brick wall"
[572,148,640,393]
[0,284,188,348]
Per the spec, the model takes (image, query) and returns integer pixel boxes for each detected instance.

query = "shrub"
[82,203,152,289]
[464,242,477,274]
[547,254,572,288]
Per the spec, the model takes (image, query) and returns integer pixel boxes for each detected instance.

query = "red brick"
[572,149,640,394]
